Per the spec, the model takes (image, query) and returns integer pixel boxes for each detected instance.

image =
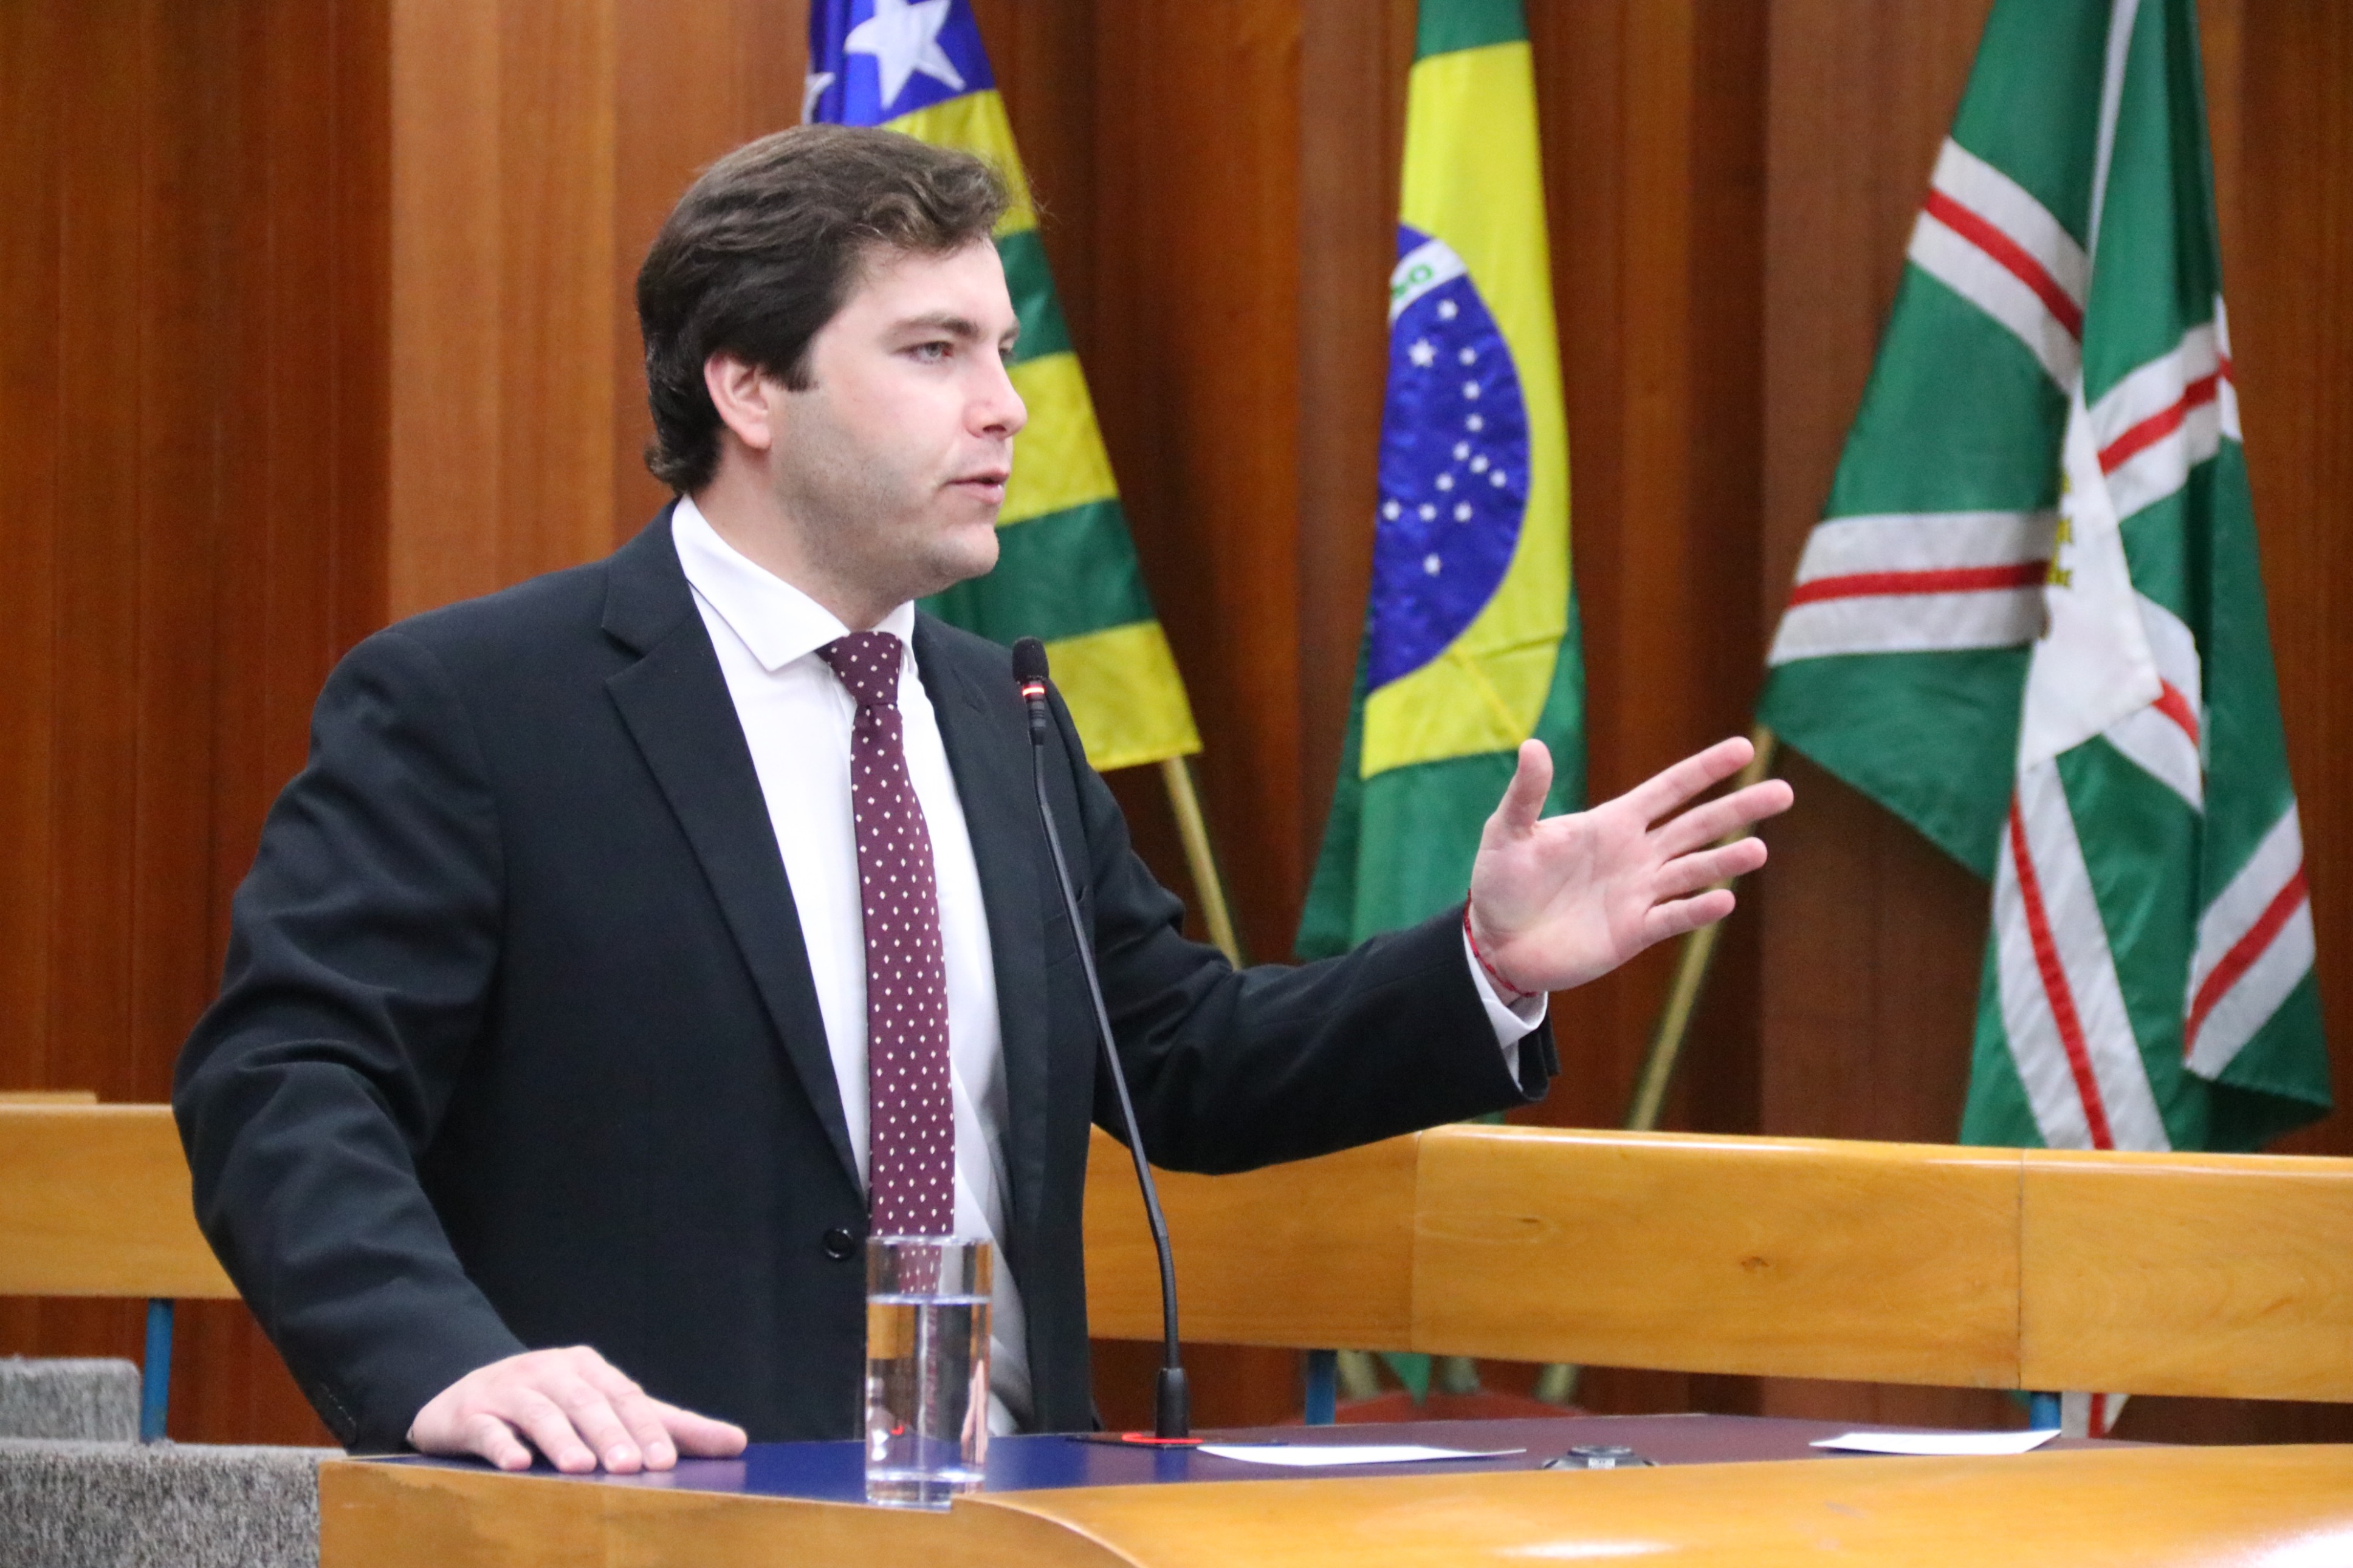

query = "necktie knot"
[819,631,903,711]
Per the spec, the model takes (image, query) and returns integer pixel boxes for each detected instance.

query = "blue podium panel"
[381,1414,2115,1504]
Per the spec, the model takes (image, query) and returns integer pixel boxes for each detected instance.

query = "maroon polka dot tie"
[819,631,955,1238]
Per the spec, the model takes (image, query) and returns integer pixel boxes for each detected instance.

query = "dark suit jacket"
[173,508,1556,1451]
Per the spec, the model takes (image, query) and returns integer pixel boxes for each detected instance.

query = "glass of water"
[864,1236,992,1508]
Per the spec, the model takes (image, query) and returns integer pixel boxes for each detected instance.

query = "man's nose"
[974,357,1028,439]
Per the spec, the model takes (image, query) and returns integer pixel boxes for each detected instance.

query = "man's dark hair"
[636,124,1010,493]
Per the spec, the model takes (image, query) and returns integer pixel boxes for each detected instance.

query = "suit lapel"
[916,618,1053,1265]
[602,514,860,1190]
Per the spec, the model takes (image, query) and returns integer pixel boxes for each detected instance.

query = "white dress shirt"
[668,497,1542,1435]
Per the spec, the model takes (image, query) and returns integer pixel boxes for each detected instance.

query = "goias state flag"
[1757,0,2327,1153]
[806,0,1201,772]
[1299,0,1584,958]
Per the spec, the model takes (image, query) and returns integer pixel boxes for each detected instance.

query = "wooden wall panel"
[0,0,65,1095]
[609,0,803,544]
[0,0,385,1447]
[1527,1,1770,1158]
[2236,0,2353,1171]
[1294,0,1412,938]
[387,0,617,618]
[1079,0,1310,1429]
[1085,2,1307,968]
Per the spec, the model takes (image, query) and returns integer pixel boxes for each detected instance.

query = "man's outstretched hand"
[1467,735,1795,996]
[408,1346,749,1474]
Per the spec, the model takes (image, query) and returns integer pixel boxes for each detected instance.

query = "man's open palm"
[1468,736,1794,995]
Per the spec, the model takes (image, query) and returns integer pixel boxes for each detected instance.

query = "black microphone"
[1011,636,1190,1441]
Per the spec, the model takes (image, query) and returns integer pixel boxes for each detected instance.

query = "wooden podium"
[14,1106,2352,1562]
[318,1418,2353,1567]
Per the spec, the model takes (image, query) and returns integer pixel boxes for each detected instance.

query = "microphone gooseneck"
[1011,637,1190,1442]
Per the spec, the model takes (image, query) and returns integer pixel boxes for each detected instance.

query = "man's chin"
[910,529,1000,599]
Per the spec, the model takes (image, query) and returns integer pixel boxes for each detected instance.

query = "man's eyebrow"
[891,312,983,339]
[891,310,1021,346]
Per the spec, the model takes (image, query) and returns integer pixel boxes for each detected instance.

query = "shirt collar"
[670,495,917,673]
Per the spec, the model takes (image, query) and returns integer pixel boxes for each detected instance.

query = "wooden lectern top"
[318,1415,2353,1567]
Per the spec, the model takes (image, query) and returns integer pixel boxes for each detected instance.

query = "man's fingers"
[1654,778,1795,857]
[548,1378,645,1473]
[408,1350,731,1474]
[505,1387,600,1473]
[1643,887,1737,947]
[1488,741,1553,838]
[1655,838,1768,900]
[1621,736,1755,824]
[606,1389,681,1469]
[463,1411,535,1472]
[653,1401,751,1458]
[573,1353,676,1469]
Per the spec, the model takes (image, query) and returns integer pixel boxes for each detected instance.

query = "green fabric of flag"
[1756,0,2327,1154]
[1297,0,1585,962]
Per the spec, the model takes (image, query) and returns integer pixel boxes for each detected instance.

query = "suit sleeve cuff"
[1462,925,1547,1069]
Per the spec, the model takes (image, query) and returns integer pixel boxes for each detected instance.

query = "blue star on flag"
[807,0,995,128]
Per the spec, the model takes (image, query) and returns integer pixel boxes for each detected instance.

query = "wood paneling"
[1084,1129,1419,1351]
[1085,2,1306,968]
[1059,4,1312,1425]
[1086,1123,2353,1407]
[2021,1149,2353,1403]
[983,1448,2353,1568]
[320,1456,1109,1568]
[315,1444,2353,1568]
[1413,1127,2019,1388]
[1520,1,1770,1157]
[2238,0,2353,1171]
[0,0,382,1446]
[387,0,616,617]
[609,0,803,543]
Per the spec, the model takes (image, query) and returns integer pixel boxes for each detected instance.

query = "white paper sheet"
[1196,1443,1527,1468]
[1809,1429,2059,1457]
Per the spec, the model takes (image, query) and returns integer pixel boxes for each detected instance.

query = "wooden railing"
[1084,1123,2353,1403]
[0,1103,236,1438]
[10,1106,2346,1432]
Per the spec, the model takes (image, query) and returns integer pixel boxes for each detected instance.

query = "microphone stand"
[1014,639,1190,1441]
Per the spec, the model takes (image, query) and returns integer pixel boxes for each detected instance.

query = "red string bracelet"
[1463,903,1539,1004]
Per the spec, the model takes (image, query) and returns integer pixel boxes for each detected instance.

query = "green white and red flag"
[1758,0,2328,1210]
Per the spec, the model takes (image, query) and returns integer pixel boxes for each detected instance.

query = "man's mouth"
[950,470,1009,501]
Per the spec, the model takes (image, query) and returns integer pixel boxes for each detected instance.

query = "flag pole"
[1533,721,1779,1408]
[1159,756,1248,965]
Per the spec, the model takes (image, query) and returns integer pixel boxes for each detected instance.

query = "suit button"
[822,1227,859,1261]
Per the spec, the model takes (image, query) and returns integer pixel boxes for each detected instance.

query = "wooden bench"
[1084,1123,2353,1405]
[0,1105,238,1439]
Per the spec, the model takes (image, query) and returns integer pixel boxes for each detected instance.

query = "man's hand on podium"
[1467,734,1793,996]
[408,1345,750,1473]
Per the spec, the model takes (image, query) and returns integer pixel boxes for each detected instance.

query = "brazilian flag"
[807,1,1201,772]
[1298,0,1584,960]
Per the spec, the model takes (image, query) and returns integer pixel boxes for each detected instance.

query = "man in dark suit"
[174,125,1790,1474]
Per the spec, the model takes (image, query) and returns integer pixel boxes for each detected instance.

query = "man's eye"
[910,341,951,362]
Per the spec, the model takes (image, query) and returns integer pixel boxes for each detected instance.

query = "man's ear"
[704,352,778,455]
